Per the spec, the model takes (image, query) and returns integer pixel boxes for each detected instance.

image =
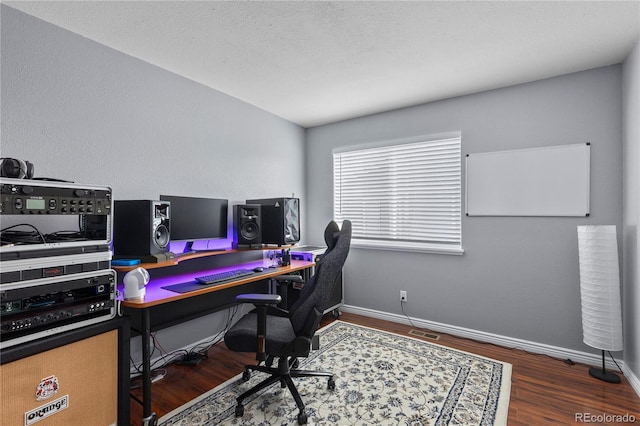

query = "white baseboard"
[129,303,640,399]
[621,363,640,397]
[340,305,635,383]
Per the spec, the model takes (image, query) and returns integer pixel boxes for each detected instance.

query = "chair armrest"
[235,293,282,306]
[234,293,281,362]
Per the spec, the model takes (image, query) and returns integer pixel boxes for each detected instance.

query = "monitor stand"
[183,241,196,254]
[178,241,227,257]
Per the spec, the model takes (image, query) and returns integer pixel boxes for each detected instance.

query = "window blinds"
[333,136,462,253]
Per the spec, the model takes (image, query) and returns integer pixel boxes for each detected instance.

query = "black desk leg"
[141,309,157,426]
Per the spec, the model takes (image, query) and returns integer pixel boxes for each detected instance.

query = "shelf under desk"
[113,245,297,272]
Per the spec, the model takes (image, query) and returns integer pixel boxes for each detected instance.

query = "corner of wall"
[622,37,640,386]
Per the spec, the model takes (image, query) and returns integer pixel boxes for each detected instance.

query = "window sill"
[351,239,464,255]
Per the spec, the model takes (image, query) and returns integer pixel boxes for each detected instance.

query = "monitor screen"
[159,195,228,244]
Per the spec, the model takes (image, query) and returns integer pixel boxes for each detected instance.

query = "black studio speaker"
[113,200,170,257]
[246,197,300,246]
[233,204,262,249]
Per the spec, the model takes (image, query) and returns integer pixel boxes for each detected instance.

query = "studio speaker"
[246,197,300,246]
[233,204,262,249]
[113,200,170,256]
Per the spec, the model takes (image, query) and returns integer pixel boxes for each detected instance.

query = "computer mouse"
[253,267,264,273]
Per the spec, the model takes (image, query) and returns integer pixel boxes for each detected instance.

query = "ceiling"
[5,1,640,128]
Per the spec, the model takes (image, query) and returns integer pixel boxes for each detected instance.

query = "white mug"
[123,267,150,300]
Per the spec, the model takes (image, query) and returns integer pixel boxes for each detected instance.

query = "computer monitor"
[159,195,228,254]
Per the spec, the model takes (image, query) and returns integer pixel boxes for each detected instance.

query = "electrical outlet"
[400,290,407,303]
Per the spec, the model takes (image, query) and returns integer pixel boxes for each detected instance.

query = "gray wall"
[623,39,640,381]
[1,6,306,357]
[306,66,623,353]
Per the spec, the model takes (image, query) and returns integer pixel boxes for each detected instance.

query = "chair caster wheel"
[331,309,341,319]
[328,377,336,390]
[235,404,244,417]
[297,411,308,424]
[242,370,251,381]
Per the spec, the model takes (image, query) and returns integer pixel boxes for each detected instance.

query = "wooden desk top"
[118,260,314,309]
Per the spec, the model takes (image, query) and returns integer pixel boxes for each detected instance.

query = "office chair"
[224,220,352,425]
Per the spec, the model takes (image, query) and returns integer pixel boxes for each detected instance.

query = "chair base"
[235,357,335,425]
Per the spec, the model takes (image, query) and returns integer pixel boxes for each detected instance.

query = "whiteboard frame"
[465,143,590,217]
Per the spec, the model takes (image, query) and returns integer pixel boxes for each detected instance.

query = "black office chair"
[224,220,352,425]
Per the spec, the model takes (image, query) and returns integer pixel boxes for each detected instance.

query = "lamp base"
[589,367,621,384]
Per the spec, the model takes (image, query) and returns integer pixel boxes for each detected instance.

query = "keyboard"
[195,268,255,285]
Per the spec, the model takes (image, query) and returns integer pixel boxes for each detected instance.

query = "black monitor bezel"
[159,195,228,246]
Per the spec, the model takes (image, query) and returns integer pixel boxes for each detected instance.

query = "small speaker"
[246,197,300,246]
[233,204,262,249]
[113,200,170,257]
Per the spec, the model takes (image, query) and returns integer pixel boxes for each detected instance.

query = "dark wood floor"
[129,312,640,425]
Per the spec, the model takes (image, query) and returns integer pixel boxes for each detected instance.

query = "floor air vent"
[409,329,440,340]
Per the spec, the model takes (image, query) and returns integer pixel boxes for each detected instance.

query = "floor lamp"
[577,225,623,383]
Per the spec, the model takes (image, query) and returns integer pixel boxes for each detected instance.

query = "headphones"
[0,158,34,179]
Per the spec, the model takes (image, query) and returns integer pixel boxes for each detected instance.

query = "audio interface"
[0,178,111,216]
[0,250,111,284]
[0,178,113,253]
[0,270,117,347]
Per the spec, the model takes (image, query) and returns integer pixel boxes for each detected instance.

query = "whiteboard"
[465,143,590,216]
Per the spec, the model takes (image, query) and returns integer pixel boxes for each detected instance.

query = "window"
[333,133,462,254]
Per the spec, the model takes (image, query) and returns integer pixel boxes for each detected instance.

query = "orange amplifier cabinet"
[0,317,129,426]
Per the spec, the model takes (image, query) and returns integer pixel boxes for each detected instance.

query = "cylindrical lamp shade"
[577,225,623,351]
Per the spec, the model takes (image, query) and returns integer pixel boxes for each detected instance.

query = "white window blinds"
[333,136,462,254]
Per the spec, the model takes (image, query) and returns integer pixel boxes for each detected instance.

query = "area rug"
[159,321,512,425]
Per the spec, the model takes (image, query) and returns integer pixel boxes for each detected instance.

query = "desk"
[118,258,314,426]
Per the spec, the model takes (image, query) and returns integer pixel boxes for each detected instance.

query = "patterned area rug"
[159,321,511,425]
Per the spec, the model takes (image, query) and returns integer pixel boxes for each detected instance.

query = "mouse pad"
[161,281,207,293]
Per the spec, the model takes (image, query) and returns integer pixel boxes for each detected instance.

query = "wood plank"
[129,312,640,425]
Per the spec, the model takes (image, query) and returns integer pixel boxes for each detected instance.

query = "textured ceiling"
[5,1,640,128]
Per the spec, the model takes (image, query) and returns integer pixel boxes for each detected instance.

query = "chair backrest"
[288,220,351,336]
